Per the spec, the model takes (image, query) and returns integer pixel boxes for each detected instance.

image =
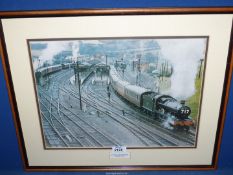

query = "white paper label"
[110,146,130,159]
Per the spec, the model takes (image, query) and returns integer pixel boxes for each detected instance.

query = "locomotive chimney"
[180,100,185,106]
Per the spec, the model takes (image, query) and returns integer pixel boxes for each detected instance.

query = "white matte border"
[2,14,233,166]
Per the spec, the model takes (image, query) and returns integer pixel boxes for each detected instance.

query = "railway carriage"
[35,64,66,85]
[47,65,62,74]
[110,66,152,107]
[110,66,129,96]
[36,67,49,77]
[124,84,152,107]
[113,79,129,97]
[35,67,50,84]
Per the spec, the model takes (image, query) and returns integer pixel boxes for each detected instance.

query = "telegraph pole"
[137,57,141,86]
[105,55,108,66]
[132,61,135,71]
[105,54,110,78]
[75,60,82,110]
[198,59,204,78]
[38,59,41,69]
[100,68,103,80]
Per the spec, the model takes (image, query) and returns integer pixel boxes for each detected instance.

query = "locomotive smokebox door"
[178,106,191,118]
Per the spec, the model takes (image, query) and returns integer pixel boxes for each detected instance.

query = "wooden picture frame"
[0,8,233,171]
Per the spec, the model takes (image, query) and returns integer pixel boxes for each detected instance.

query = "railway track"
[39,74,86,147]
[59,82,164,146]
[61,84,191,147]
[38,68,196,147]
[40,99,83,147]
[67,70,195,146]
[84,78,196,146]
[39,87,120,147]
[40,112,67,147]
[81,86,178,146]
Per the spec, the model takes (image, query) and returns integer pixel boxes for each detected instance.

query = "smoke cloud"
[33,41,70,69]
[31,40,84,69]
[157,38,207,100]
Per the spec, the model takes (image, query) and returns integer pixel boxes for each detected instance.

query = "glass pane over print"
[28,37,208,148]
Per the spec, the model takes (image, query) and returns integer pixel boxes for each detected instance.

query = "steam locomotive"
[109,66,194,131]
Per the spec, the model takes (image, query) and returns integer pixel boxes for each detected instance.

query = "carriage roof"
[110,66,129,84]
[125,84,152,95]
[36,64,61,72]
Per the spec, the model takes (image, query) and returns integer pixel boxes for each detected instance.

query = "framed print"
[0,8,233,171]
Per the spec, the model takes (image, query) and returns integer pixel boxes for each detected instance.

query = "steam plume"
[157,38,206,99]
[71,41,80,62]
[35,41,70,69]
